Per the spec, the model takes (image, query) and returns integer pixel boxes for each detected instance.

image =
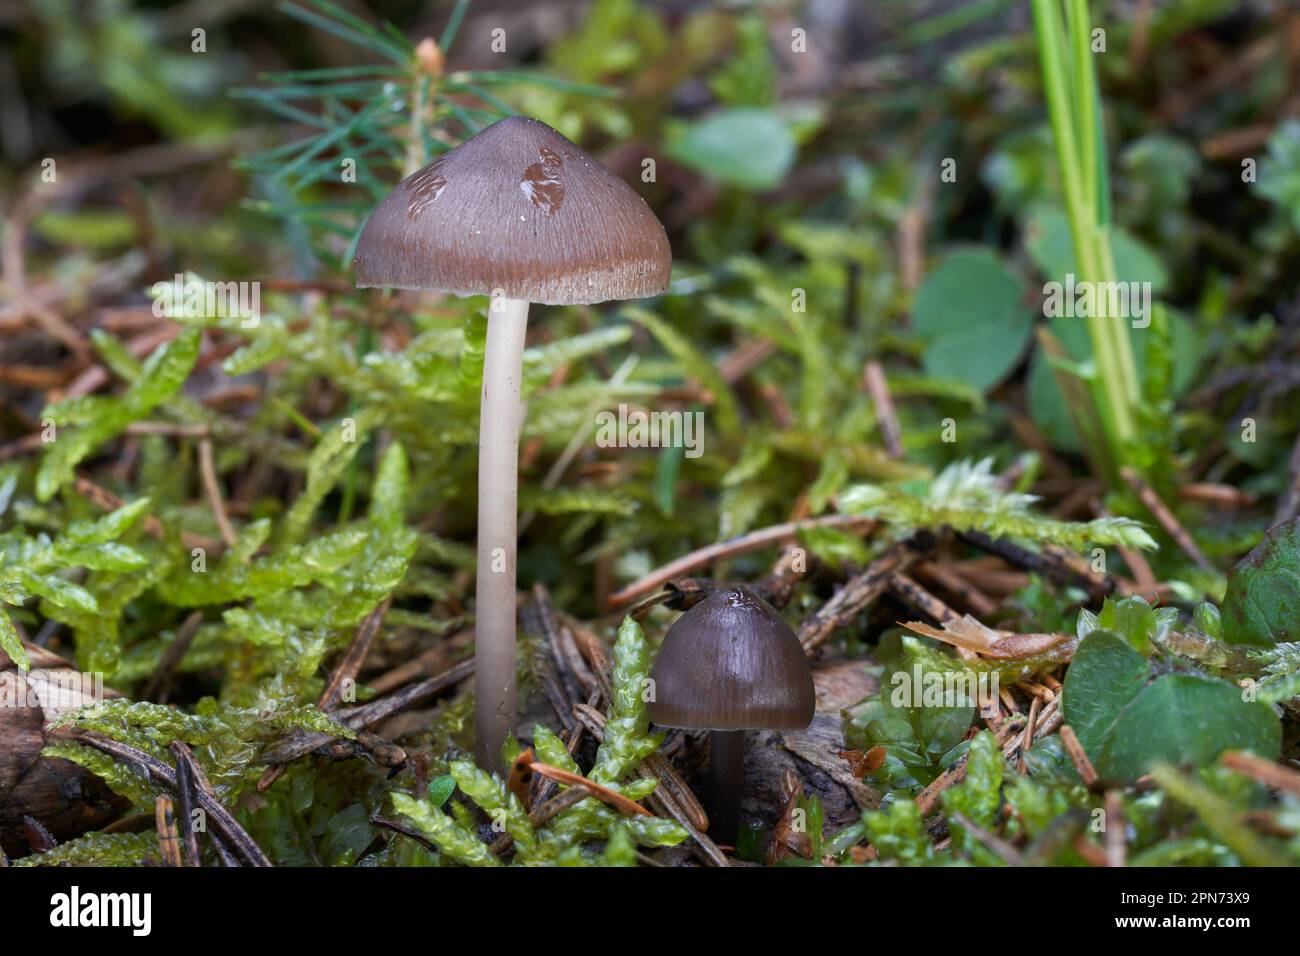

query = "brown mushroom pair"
[355,116,671,772]
[649,586,815,842]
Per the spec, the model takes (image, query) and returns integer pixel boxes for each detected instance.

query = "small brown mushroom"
[355,115,671,773]
[648,586,814,842]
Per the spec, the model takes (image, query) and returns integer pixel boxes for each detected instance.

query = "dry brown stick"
[489,785,595,856]
[1020,696,1042,761]
[257,658,474,779]
[717,337,777,384]
[320,730,407,767]
[1049,481,1103,519]
[1274,431,1300,527]
[197,438,237,548]
[572,701,710,833]
[345,658,475,729]
[154,796,183,867]
[532,592,587,704]
[1104,790,1126,867]
[915,759,967,817]
[947,811,1024,865]
[126,421,212,437]
[169,741,244,867]
[1013,697,1045,780]
[255,599,393,795]
[1073,834,1110,868]
[521,758,652,817]
[959,530,1109,596]
[141,610,203,705]
[862,361,904,459]
[318,598,391,711]
[1032,698,1063,741]
[1119,467,1215,574]
[918,713,1028,818]
[77,733,270,866]
[800,535,929,652]
[888,572,977,662]
[528,783,593,827]
[365,629,471,696]
[371,815,438,853]
[643,754,709,833]
[888,572,958,622]
[169,742,202,867]
[535,585,587,711]
[1058,725,1100,789]
[1222,751,1300,796]
[912,561,999,618]
[0,433,43,462]
[565,619,614,699]
[606,514,877,610]
[524,585,579,733]
[555,622,599,698]
[74,475,220,553]
[1179,482,1257,509]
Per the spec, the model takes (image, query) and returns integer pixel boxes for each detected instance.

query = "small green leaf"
[65,497,152,545]
[370,441,410,536]
[1061,631,1150,764]
[427,775,456,808]
[667,107,796,190]
[23,570,99,615]
[1064,632,1280,781]
[1222,517,1300,646]
[1099,675,1280,780]
[0,610,28,671]
[912,249,1033,393]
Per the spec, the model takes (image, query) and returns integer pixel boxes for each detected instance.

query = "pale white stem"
[475,295,530,773]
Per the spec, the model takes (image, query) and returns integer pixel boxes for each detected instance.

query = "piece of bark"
[0,642,127,856]
[735,660,881,834]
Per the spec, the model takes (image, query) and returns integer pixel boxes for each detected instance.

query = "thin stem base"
[705,730,746,844]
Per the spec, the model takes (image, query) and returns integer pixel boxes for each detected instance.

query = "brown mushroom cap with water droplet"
[648,586,815,732]
[354,115,671,305]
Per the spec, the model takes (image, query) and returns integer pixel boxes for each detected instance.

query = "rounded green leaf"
[1099,674,1280,780]
[1222,517,1300,646]
[1061,630,1150,763]
[667,107,796,190]
[912,249,1033,393]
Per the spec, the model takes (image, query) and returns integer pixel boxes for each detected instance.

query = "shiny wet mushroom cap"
[648,586,815,731]
[354,115,671,305]
[648,585,814,841]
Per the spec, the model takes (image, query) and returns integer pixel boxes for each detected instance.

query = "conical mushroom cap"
[648,587,815,731]
[354,115,671,305]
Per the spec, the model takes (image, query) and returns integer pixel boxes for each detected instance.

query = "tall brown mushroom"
[355,116,671,773]
[648,586,815,842]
